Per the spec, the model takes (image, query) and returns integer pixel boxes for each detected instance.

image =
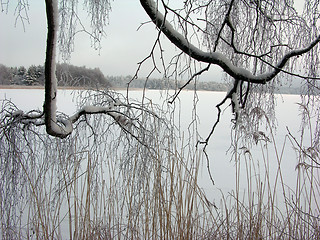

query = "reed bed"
[0,95,319,239]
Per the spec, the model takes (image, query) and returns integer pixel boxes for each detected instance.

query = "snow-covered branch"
[140,0,320,84]
[69,104,132,127]
[44,0,65,137]
[41,0,132,138]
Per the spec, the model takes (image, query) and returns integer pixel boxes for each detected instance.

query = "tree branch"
[43,0,135,138]
[168,64,211,104]
[44,0,71,138]
[140,0,320,84]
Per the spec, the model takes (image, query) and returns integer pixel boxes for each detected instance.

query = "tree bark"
[44,0,71,138]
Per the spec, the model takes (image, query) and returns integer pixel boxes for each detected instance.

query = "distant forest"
[0,63,111,88]
[0,63,228,91]
[0,63,301,94]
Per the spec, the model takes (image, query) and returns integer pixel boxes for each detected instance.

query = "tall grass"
[0,95,319,239]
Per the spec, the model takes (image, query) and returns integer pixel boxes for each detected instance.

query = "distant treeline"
[106,76,302,94]
[0,63,303,94]
[107,75,229,92]
[0,63,229,91]
[0,63,111,88]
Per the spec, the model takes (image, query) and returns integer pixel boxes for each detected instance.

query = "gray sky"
[0,1,155,75]
[1,1,305,82]
[0,0,222,81]
[0,0,304,81]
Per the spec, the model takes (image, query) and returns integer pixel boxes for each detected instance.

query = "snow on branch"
[140,0,320,84]
[3,0,160,139]
[44,0,64,137]
[2,92,150,143]
[40,0,133,138]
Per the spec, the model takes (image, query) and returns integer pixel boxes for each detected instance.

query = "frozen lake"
[1,87,319,239]
[0,88,307,194]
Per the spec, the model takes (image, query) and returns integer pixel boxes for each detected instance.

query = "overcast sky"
[0,1,306,82]
[0,1,155,75]
[0,0,223,81]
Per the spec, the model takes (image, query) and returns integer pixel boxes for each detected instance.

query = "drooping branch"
[41,0,140,138]
[140,0,320,84]
[168,64,211,104]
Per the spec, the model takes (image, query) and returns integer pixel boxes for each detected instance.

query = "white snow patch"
[82,105,108,113]
[12,110,24,117]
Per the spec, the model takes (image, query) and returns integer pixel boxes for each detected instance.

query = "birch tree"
[1,1,320,238]
[1,0,319,142]
[139,0,320,146]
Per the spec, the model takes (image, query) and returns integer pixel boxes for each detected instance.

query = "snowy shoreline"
[0,85,139,91]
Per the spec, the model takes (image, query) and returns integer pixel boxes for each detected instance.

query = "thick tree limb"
[44,0,71,138]
[140,0,320,84]
[43,0,133,138]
